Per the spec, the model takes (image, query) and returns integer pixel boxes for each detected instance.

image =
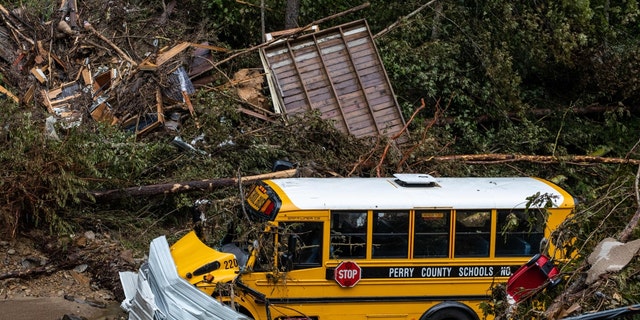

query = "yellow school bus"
[170,174,575,320]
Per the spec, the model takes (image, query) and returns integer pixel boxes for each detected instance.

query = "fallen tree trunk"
[424,104,636,126]
[421,154,640,165]
[88,168,298,201]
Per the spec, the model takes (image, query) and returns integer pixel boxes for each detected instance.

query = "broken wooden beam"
[0,83,18,103]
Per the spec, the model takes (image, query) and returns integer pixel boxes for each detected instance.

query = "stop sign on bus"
[334,261,361,287]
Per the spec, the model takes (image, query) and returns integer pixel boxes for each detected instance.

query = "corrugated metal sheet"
[119,235,250,320]
[261,20,407,140]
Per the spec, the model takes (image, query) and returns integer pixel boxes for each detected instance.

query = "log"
[424,104,634,126]
[422,154,640,165]
[88,168,299,201]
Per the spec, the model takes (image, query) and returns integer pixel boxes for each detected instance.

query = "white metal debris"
[119,235,249,320]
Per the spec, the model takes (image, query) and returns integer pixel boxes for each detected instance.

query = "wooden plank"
[348,117,376,134]
[280,77,305,92]
[298,68,325,81]
[272,67,299,80]
[288,40,321,57]
[307,88,335,102]
[347,40,376,56]
[316,37,347,53]
[283,99,310,112]
[355,67,384,83]
[333,77,360,92]
[305,76,333,92]
[290,53,323,71]
[370,98,396,112]
[0,84,18,103]
[271,59,297,76]
[322,50,353,68]
[352,55,380,69]
[283,104,309,115]
[373,106,403,120]
[337,89,367,102]
[342,100,370,116]
[155,42,191,66]
[325,58,356,73]
[329,70,357,84]
[282,89,306,103]
[310,96,338,110]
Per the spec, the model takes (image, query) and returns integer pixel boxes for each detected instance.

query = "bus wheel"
[427,309,474,320]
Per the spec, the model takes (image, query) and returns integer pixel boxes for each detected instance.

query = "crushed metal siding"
[119,235,249,320]
[261,19,407,140]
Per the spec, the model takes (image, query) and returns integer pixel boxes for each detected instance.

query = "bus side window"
[495,210,544,256]
[455,210,491,257]
[372,211,409,258]
[413,211,450,258]
[279,222,324,270]
[330,211,367,259]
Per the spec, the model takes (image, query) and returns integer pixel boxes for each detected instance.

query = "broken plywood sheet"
[260,19,407,142]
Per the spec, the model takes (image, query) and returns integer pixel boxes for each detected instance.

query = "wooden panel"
[261,19,407,141]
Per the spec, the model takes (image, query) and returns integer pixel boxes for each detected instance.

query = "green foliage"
[0,102,81,236]
[3,0,54,20]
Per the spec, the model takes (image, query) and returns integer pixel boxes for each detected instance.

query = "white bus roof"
[265,174,573,211]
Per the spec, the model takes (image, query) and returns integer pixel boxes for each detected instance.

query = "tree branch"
[618,164,640,242]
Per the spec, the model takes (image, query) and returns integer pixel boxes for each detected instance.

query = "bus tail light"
[261,200,275,216]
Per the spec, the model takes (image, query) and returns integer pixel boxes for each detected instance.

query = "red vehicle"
[506,253,560,302]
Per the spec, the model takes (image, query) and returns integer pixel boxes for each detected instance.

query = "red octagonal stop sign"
[334,261,361,287]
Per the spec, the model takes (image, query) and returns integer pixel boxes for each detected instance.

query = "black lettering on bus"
[357,266,516,279]
[224,259,238,269]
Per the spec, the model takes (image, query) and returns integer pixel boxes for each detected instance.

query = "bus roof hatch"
[393,174,439,187]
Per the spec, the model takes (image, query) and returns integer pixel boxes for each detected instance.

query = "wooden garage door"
[261,20,407,141]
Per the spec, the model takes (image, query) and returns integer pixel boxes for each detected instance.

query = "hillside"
[1,1,640,319]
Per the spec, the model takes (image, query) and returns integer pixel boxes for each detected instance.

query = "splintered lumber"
[88,169,298,201]
[0,84,18,103]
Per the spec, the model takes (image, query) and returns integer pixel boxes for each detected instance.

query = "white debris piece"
[586,237,640,284]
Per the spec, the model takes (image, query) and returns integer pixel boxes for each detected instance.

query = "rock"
[84,231,95,241]
[73,264,88,273]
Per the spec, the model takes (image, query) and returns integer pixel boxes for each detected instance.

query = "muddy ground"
[1,231,137,320]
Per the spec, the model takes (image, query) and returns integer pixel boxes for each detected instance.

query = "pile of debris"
[1,1,410,145]
[0,1,244,137]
